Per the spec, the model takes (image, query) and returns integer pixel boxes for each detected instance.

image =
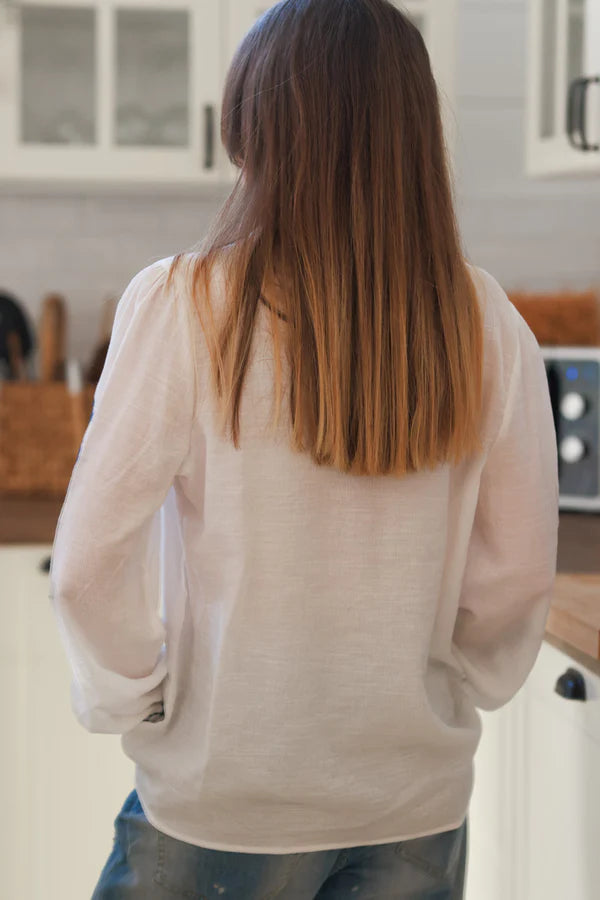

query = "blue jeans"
[92,789,468,899]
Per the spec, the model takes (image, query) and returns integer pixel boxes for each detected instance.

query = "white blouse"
[49,256,559,854]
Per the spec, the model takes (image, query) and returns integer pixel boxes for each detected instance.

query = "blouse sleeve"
[49,258,197,734]
[452,307,560,711]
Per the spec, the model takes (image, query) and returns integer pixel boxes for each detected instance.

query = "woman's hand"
[142,701,165,724]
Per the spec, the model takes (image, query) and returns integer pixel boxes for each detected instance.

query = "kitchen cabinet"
[526,0,600,175]
[0,0,221,185]
[519,640,600,899]
[1,545,135,900]
[464,695,524,900]
[466,639,600,900]
[0,0,458,187]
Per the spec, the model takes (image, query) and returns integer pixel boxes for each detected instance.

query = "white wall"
[1,0,599,369]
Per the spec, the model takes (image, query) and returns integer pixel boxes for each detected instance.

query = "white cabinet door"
[465,639,600,900]
[588,0,600,69]
[220,1,272,182]
[520,641,600,900]
[582,0,600,151]
[1,546,135,900]
[526,0,600,174]
[0,0,221,185]
[464,698,524,900]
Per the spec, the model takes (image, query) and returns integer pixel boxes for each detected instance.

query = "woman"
[49,1,559,897]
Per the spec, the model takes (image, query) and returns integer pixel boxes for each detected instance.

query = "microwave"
[542,347,600,512]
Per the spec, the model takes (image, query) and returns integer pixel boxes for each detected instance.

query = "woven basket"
[0,381,95,497]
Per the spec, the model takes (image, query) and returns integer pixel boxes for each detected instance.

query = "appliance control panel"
[542,348,600,511]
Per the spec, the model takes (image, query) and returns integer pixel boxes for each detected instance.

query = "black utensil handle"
[204,104,215,169]
[567,76,600,152]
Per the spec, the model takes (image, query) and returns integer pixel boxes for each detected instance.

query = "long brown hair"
[169,0,484,476]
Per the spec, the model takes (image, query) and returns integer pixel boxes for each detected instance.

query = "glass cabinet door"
[537,0,585,142]
[20,4,97,145]
[0,0,221,183]
[114,8,190,148]
[526,0,599,174]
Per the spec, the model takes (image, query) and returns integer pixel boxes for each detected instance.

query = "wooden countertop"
[1,497,599,665]
[548,575,600,668]
[1,496,65,545]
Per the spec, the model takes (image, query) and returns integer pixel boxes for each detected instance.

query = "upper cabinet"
[526,0,600,175]
[0,0,221,185]
[0,0,458,186]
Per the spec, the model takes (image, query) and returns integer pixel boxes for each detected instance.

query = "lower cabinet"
[519,640,600,900]
[2,545,135,900]
[465,696,522,900]
[466,640,600,900]
[3,545,600,899]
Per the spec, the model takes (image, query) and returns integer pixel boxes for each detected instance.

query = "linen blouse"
[49,255,559,853]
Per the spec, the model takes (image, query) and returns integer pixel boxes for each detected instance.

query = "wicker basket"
[0,381,95,497]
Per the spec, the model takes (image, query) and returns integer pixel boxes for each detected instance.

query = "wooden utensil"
[85,295,116,384]
[6,330,26,379]
[38,292,67,381]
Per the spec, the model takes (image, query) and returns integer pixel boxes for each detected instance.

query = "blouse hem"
[134,772,468,855]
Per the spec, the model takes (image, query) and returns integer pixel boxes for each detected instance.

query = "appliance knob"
[559,435,586,463]
[560,392,587,421]
[554,668,587,701]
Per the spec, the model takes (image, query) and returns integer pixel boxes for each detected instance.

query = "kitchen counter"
[1,496,65,545]
[1,497,599,666]
[548,577,600,676]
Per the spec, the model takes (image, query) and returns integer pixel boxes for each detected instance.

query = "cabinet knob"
[554,667,587,701]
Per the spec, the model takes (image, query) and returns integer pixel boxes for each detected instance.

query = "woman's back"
[48,252,557,852]
[48,0,559,889]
